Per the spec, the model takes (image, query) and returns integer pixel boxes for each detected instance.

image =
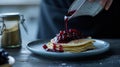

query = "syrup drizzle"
[53,43,57,51]
[64,10,76,32]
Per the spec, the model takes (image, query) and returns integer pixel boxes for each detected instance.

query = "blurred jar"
[0,13,25,48]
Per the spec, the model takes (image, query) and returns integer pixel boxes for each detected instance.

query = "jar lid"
[0,13,21,20]
[0,13,20,17]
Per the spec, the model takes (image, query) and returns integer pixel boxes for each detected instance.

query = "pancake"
[45,39,95,53]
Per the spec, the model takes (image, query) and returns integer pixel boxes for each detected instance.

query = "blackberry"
[0,48,9,65]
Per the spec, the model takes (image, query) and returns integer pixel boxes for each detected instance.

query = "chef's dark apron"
[37,0,120,39]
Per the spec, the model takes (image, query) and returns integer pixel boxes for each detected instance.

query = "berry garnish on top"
[54,29,85,43]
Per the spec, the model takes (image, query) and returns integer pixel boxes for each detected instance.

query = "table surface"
[4,38,120,67]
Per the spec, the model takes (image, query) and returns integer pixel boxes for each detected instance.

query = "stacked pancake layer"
[43,39,95,53]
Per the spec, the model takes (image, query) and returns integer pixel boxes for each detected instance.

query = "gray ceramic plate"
[27,39,110,58]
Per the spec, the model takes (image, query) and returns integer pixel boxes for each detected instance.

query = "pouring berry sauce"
[43,10,86,52]
[64,10,76,32]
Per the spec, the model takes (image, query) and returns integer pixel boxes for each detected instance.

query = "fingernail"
[105,7,109,10]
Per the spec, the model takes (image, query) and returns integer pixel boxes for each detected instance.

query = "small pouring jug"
[68,0,103,20]
[0,13,27,48]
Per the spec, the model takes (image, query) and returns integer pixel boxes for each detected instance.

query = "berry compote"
[53,29,84,43]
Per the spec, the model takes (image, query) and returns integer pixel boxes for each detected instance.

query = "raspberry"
[43,45,47,49]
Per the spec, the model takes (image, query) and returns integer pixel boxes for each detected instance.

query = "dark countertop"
[4,39,120,67]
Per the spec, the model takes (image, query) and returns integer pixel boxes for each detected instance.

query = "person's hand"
[89,0,113,10]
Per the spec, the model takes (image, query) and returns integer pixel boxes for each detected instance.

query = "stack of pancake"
[43,29,95,53]
[45,39,95,53]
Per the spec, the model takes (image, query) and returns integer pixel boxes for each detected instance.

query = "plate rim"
[26,39,110,58]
